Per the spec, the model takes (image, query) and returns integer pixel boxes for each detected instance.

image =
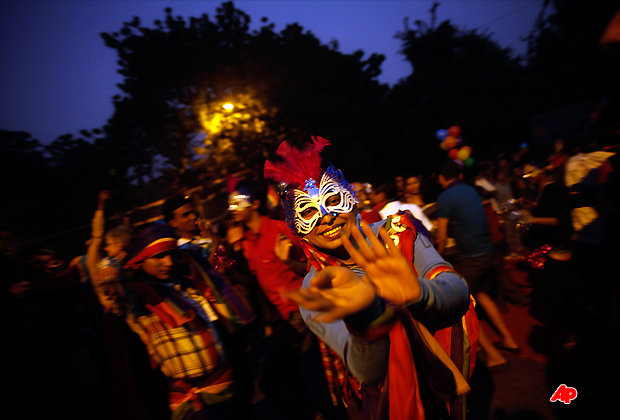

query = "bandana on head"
[124,224,178,270]
[264,137,358,235]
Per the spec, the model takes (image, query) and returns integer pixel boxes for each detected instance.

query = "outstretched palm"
[341,222,421,305]
[282,265,376,323]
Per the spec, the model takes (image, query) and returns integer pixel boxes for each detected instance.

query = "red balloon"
[448,148,459,160]
[448,125,461,138]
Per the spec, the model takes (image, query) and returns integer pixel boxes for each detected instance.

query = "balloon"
[448,148,459,160]
[440,140,450,150]
[453,159,463,167]
[444,136,458,149]
[457,147,471,161]
[436,129,448,141]
[464,157,474,167]
[448,125,461,138]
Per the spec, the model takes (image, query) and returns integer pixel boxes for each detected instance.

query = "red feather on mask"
[306,136,330,181]
[264,160,306,186]
[275,141,308,182]
[264,138,331,189]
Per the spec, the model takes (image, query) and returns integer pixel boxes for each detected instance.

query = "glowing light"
[222,103,234,111]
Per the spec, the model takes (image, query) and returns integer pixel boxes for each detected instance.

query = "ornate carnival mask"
[288,165,358,235]
[264,137,358,236]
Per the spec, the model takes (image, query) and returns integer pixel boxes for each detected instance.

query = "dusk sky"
[0,0,542,144]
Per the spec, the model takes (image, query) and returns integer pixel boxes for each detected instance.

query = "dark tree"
[0,131,49,238]
[385,3,528,174]
[523,0,620,114]
[100,1,388,189]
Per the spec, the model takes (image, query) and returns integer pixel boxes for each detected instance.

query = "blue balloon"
[436,129,448,141]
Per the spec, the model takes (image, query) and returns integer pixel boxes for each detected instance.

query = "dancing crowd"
[1,109,619,420]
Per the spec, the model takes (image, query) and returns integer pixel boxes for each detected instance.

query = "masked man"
[265,137,478,420]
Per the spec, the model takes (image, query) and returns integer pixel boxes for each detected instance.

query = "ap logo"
[550,384,578,404]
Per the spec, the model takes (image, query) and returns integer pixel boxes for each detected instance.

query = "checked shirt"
[125,284,225,379]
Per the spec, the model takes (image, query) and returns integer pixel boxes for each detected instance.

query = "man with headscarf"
[93,223,254,420]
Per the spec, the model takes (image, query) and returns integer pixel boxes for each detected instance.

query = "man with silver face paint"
[227,180,348,420]
[266,137,477,420]
[227,180,308,323]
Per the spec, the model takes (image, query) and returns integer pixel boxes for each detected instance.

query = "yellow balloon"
[457,147,471,161]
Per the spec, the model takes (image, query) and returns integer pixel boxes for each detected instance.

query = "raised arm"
[344,221,469,315]
[274,233,308,277]
[85,191,127,315]
[85,190,109,278]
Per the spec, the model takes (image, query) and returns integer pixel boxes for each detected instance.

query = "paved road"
[467,263,617,420]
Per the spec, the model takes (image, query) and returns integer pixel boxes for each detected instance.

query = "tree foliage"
[523,0,620,114]
[6,0,620,243]
[1,129,125,241]
[383,6,527,175]
[100,1,388,187]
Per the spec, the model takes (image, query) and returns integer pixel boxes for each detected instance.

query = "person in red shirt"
[227,180,347,420]
[227,182,307,323]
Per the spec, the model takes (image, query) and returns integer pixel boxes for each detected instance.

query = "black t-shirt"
[531,182,573,249]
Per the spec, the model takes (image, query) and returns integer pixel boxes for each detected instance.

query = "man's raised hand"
[274,233,293,262]
[341,222,421,305]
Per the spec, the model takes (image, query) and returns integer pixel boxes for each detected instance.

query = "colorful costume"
[264,138,478,420]
[93,224,254,420]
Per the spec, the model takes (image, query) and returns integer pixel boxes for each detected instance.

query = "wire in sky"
[478,0,540,28]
